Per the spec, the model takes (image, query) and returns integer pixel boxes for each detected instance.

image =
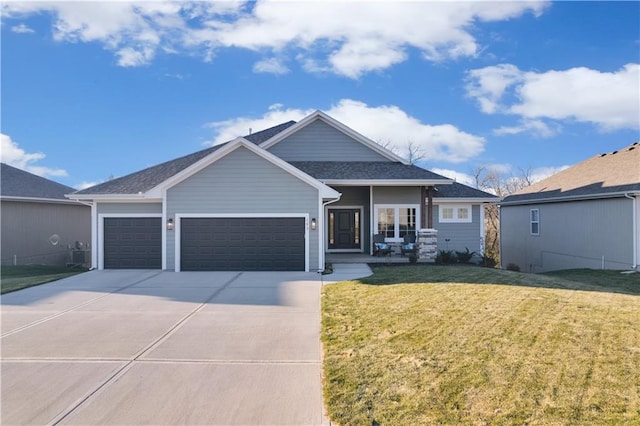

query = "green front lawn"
[322,266,640,425]
[1,265,87,294]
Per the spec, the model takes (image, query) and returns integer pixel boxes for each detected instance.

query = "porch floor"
[326,253,430,264]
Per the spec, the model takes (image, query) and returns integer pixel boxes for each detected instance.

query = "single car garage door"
[103,217,161,269]
[180,217,305,271]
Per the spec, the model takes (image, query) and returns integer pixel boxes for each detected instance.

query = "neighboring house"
[68,111,497,272]
[500,142,640,273]
[1,163,91,267]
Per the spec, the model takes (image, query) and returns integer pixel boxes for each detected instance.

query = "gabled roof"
[145,139,341,200]
[260,110,410,164]
[72,121,296,196]
[503,142,640,205]
[1,162,77,202]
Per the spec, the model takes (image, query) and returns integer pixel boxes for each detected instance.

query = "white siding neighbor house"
[500,142,640,273]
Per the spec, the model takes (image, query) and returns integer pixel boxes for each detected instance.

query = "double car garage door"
[103,217,305,271]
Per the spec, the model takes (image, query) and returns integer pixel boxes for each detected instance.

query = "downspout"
[68,199,97,270]
[624,193,637,269]
[319,195,342,273]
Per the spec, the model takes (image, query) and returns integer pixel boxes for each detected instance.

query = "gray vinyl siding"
[1,200,91,266]
[372,187,420,204]
[166,146,320,270]
[267,120,390,162]
[97,203,162,215]
[500,198,634,272]
[434,204,483,255]
[327,186,371,252]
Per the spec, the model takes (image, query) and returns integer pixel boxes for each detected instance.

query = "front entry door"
[328,209,361,250]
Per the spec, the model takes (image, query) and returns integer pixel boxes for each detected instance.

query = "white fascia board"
[148,138,341,200]
[259,110,410,164]
[434,197,501,204]
[320,179,453,186]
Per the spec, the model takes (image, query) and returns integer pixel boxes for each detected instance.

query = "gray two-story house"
[69,111,497,272]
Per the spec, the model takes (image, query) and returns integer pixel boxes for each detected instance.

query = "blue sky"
[1,1,638,190]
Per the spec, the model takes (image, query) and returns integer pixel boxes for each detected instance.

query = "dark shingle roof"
[288,161,451,181]
[244,121,296,144]
[74,121,298,195]
[1,163,76,200]
[503,142,640,204]
[434,182,498,199]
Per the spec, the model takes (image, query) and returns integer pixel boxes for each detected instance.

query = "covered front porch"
[325,185,436,256]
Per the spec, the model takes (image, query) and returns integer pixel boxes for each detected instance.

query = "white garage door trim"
[174,213,310,272]
[98,213,163,270]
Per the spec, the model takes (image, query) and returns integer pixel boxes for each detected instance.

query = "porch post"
[421,186,427,228]
[427,186,434,228]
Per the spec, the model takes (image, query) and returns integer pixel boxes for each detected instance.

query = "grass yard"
[322,266,640,425]
[1,265,87,294]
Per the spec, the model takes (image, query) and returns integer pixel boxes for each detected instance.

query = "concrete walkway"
[1,270,328,425]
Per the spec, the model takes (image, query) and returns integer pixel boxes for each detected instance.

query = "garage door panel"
[104,217,161,269]
[180,217,305,271]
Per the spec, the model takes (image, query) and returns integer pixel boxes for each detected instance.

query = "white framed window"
[438,205,472,223]
[374,204,419,241]
[530,209,540,235]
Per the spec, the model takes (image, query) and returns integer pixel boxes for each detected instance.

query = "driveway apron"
[1,270,328,425]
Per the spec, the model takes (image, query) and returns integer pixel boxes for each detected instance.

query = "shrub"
[455,248,476,264]
[436,250,457,264]
[506,263,521,272]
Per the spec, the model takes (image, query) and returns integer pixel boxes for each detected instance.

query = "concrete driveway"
[1,270,329,425]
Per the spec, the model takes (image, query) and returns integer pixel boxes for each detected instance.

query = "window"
[375,205,419,241]
[438,205,472,223]
[530,209,540,235]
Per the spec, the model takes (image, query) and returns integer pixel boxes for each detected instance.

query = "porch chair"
[373,233,392,257]
[401,233,417,256]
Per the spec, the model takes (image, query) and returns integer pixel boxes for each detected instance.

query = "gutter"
[624,192,638,269]
[501,190,640,206]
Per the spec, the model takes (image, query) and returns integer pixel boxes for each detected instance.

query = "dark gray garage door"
[181,217,305,271]
[104,217,161,269]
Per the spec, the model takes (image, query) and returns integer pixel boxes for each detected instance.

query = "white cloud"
[493,118,561,138]
[0,133,68,178]
[467,63,640,132]
[11,23,34,34]
[430,168,475,187]
[75,180,102,190]
[206,99,486,163]
[2,1,548,77]
[253,57,289,75]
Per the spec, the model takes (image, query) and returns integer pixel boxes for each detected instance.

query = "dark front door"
[328,209,360,250]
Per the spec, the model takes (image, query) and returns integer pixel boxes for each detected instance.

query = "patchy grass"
[322,266,640,425]
[1,265,87,294]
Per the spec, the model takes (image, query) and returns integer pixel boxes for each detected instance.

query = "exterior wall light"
[167,218,174,231]
[311,218,317,230]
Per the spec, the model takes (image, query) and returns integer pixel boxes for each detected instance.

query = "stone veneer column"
[417,228,438,262]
